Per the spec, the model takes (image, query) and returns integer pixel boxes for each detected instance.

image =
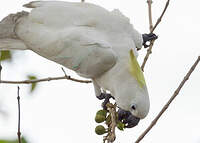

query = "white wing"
[17,1,118,78]
[23,1,135,34]
[50,27,117,78]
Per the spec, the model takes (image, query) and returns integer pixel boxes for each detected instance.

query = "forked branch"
[141,0,170,71]
[151,0,170,33]
[0,75,92,84]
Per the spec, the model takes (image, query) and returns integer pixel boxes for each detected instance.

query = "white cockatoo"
[0,1,157,128]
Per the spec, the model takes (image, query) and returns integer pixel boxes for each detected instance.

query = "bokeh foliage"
[0,137,27,143]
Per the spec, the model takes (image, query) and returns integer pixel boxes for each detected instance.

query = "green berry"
[95,125,106,135]
[95,114,106,123]
[96,110,107,117]
[117,121,125,131]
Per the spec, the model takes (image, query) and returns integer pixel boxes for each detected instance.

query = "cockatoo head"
[115,84,150,128]
[129,86,150,119]
[114,49,150,128]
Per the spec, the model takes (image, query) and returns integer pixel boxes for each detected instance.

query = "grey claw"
[97,93,114,110]
[102,98,109,110]
[96,93,106,100]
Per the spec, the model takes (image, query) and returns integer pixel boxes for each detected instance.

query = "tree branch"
[104,103,117,143]
[141,0,170,71]
[147,0,153,31]
[136,56,200,143]
[0,75,92,84]
[17,86,21,143]
[141,40,155,71]
[141,0,154,71]
[151,0,170,33]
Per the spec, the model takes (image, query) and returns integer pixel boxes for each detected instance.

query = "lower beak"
[118,108,140,128]
[124,114,140,128]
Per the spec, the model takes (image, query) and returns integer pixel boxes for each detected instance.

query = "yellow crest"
[129,49,146,88]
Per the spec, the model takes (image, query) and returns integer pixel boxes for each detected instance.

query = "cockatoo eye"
[131,105,136,110]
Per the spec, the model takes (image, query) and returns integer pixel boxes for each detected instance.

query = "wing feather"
[50,27,117,78]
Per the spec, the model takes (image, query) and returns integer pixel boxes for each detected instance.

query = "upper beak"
[118,108,140,128]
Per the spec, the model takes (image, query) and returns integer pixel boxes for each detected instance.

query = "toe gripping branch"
[96,93,139,128]
[142,33,158,48]
[97,93,115,110]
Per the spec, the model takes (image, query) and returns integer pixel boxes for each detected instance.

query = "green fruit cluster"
[94,109,125,135]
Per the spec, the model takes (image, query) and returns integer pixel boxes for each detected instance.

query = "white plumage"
[0,1,149,123]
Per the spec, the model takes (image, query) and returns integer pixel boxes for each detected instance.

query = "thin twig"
[0,75,92,84]
[136,56,200,143]
[108,104,117,143]
[61,67,67,77]
[141,40,155,71]
[104,103,117,143]
[147,0,153,31]
[141,0,154,71]
[17,86,21,143]
[141,0,170,71]
[151,0,170,33]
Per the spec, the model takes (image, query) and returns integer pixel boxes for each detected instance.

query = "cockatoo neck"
[95,53,150,119]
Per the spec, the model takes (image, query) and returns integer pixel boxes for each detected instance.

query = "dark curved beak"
[118,108,140,128]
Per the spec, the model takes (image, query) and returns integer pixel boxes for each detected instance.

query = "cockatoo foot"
[142,33,158,48]
[96,93,114,110]
[96,93,108,100]
[118,108,140,128]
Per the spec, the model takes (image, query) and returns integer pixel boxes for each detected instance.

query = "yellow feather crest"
[129,49,146,88]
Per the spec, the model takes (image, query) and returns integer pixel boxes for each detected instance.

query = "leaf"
[0,50,12,62]
[0,140,8,143]
[0,137,28,143]
[27,75,37,93]
[117,121,125,131]
[21,137,28,143]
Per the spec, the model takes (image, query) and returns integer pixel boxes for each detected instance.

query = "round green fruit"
[95,125,106,135]
[95,114,106,123]
[96,109,107,117]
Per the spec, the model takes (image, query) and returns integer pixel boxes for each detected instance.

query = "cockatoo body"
[0,1,156,128]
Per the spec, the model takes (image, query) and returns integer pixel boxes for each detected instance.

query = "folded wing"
[18,2,118,78]
[50,27,117,78]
